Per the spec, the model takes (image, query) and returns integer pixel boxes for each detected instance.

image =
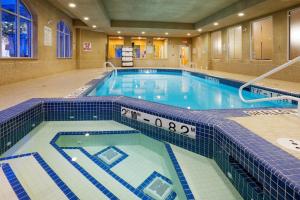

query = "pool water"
[1,121,243,200]
[88,70,294,110]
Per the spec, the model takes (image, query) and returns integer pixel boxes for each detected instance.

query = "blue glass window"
[1,0,33,58]
[57,21,72,58]
[2,0,17,13]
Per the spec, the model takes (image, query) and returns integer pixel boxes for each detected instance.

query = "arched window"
[57,21,72,58]
[1,0,33,58]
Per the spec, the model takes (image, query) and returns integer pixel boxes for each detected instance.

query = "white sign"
[83,42,92,51]
[44,26,52,46]
[121,107,196,139]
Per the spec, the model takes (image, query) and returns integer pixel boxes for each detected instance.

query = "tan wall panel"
[77,29,107,69]
[192,8,300,82]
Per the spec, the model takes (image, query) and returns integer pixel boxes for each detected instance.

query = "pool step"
[0,164,20,200]
[0,153,77,200]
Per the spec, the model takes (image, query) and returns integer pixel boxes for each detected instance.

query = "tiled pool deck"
[0,96,299,200]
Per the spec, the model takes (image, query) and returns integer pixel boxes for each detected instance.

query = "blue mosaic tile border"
[165,144,194,200]
[94,146,128,168]
[51,131,191,200]
[0,152,78,200]
[1,163,30,200]
[50,134,118,200]
[136,171,177,200]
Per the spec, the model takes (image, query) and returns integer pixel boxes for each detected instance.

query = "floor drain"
[143,177,173,200]
[97,148,123,165]
[277,138,300,152]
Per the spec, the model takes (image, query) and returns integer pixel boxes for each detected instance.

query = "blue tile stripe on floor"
[165,143,195,200]
[2,163,30,200]
[32,153,78,200]
[0,152,78,200]
[50,134,119,200]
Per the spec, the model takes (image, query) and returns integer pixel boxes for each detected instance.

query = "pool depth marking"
[0,152,78,200]
[121,106,196,139]
[51,130,194,200]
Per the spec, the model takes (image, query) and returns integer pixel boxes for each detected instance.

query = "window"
[251,17,273,60]
[228,26,242,60]
[57,21,72,58]
[131,37,147,58]
[1,0,32,58]
[153,38,168,59]
[108,36,124,58]
[211,31,222,59]
[289,8,300,60]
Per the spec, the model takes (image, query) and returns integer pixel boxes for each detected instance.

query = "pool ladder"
[104,62,118,76]
[239,56,300,116]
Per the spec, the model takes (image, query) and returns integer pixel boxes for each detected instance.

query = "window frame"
[56,20,72,59]
[250,16,273,61]
[0,0,33,58]
[227,25,242,60]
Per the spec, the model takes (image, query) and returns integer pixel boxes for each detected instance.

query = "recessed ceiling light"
[68,3,76,8]
[165,32,169,35]
[83,17,89,21]
[92,25,97,28]
[238,12,245,17]
[187,33,191,36]
[197,28,202,32]
[118,36,123,39]
[138,37,141,40]
[213,22,219,26]
[141,31,145,34]
[117,31,121,34]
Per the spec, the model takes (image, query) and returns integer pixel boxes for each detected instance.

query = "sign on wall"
[83,42,92,51]
[121,107,196,139]
[44,26,52,46]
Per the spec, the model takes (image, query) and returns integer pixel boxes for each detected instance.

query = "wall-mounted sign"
[121,107,196,139]
[44,26,52,46]
[83,42,92,51]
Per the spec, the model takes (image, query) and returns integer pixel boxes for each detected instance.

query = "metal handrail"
[239,56,300,116]
[104,61,117,76]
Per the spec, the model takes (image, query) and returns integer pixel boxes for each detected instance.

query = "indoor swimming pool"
[87,69,295,110]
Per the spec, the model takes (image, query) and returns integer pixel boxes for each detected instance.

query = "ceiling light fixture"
[117,31,121,34]
[197,28,202,32]
[165,32,169,35]
[83,17,89,21]
[213,22,219,26]
[68,3,76,8]
[187,33,191,36]
[141,31,145,34]
[238,12,245,17]
[92,25,97,28]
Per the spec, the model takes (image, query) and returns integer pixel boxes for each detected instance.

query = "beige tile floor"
[231,114,300,159]
[0,68,106,111]
[0,67,299,159]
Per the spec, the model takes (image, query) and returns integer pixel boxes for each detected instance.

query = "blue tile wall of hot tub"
[0,97,300,200]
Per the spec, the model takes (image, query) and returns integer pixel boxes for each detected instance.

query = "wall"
[108,36,191,68]
[0,0,76,86]
[76,29,107,69]
[192,7,300,82]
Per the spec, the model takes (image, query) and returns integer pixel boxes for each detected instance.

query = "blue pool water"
[88,70,294,110]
